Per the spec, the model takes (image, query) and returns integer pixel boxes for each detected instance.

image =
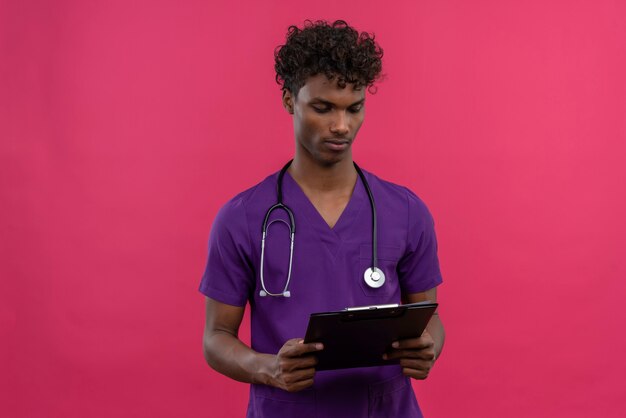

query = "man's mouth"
[324,139,350,151]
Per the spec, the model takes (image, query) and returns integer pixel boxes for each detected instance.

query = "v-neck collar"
[282,170,366,259]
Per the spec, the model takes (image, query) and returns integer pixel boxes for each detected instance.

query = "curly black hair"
[274,20,384,95]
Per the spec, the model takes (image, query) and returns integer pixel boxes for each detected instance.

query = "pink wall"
[2,0,625,416]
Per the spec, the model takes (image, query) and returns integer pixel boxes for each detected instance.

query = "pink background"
[2,0,625,417]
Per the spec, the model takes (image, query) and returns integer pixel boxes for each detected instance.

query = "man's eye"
[349,105,363,113]
[312,106,330,113]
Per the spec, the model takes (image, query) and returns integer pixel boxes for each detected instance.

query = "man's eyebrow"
[349,98,366,106]
[309,97,333,105]
[310,97,366,107]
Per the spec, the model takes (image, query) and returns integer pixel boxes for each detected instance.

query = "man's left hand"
[383,330,437,380]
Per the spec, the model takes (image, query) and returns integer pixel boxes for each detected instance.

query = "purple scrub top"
[200,168,443,418]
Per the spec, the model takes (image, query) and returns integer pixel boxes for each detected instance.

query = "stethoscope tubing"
[354,163,378,272]
[259,160,382,297]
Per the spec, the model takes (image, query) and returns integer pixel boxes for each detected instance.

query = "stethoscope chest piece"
[364,267,386,289]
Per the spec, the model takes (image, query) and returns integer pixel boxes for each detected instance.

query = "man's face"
[284,74,366,167]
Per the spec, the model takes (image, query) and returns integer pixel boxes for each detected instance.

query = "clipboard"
[303,301,438,371]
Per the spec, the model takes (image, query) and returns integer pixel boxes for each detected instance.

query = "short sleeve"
[397,189,443,294]
[198,198,255,307]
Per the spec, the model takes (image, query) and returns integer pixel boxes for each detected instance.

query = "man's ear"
[282,89,294,114]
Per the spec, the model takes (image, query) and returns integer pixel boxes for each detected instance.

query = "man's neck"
[288,156,357,193]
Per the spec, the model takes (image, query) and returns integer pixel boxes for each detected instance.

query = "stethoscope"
[259,160,386,297]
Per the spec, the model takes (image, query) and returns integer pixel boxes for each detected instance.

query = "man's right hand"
[203,299,324,392]
[269,338,323,392]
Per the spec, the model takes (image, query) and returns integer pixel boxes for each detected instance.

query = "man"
[200,20,444,417]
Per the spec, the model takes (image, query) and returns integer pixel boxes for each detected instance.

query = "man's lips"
[323,139,350,151]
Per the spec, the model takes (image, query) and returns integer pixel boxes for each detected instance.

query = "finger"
[279,355,318,372]
[282,367,316,385]
[391,336,434,350]
[402,367,429,380]
[280,340,324,357]
[284,377,315,393]
[280,367,316,392]
[398,358,432,372]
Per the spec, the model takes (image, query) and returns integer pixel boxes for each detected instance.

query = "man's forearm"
[203,330,275,386]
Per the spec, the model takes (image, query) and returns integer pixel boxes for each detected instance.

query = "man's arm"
[383,287,445,379]
[203,297,323,392]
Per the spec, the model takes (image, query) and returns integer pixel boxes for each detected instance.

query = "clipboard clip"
[341,304,405,321]
[344,304,399,311]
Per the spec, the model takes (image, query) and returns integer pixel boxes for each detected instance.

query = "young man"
[200,20,444,417]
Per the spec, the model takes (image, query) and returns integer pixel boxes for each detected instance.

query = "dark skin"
[203,74,445,391]
[283,74,365,228]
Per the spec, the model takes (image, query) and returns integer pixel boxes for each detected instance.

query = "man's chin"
[318,152,352,167]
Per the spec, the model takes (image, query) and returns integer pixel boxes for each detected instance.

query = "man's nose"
[330,111,349,136]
